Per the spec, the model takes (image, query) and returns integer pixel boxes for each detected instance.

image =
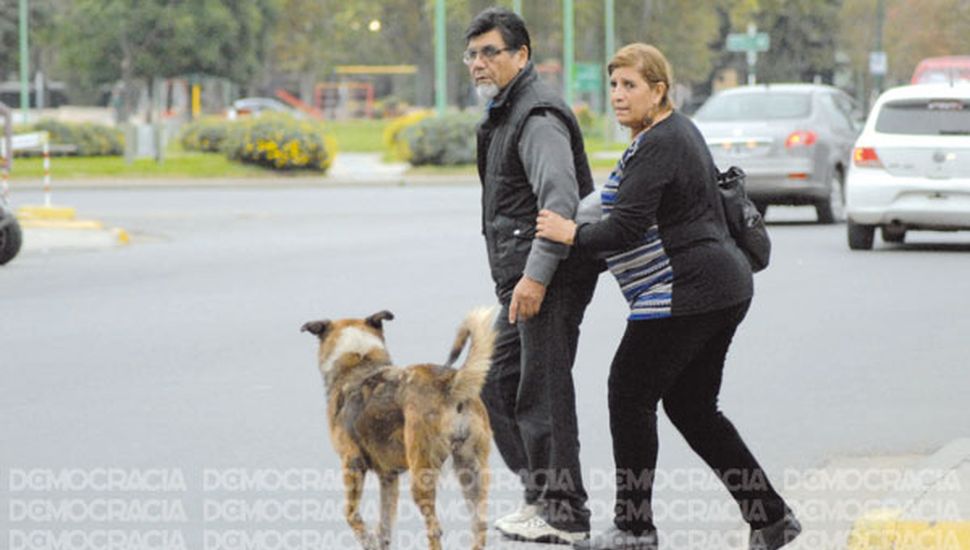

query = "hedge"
[27,119,124,156]
[222,113,336,172]
[179,117,232,153]
[382,110,433,162]
[402,113,478,166]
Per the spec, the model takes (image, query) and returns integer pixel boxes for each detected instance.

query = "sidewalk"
[844,439,970,550]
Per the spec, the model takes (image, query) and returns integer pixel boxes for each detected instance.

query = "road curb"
[847,439,970,550]
[17,204,129,248]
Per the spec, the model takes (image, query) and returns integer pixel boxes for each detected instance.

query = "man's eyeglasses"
[462,45,516,65]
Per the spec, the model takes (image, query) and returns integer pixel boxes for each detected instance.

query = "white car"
[845,84,970,249]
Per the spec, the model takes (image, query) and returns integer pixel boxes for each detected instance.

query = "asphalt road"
[2,185,969,549]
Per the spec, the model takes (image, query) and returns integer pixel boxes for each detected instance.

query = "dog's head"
[301,310,394,376]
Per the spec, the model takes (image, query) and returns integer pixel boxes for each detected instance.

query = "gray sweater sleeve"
[517,112,580,286]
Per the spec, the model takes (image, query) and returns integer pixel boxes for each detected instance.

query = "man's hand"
[509,276,547,324]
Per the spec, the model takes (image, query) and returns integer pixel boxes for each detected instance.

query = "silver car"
[693,84,863,223]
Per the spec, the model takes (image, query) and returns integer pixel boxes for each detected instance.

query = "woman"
[536,43,801,550]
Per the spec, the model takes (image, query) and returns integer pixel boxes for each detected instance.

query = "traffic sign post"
[573,63,602,93]
[727,23,770,85]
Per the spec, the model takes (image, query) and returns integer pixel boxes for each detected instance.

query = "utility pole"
[19,0,29,123]
[434,0,446,115]
[604,0,616,141]
[563,0,574,106]
[873,0,886,95]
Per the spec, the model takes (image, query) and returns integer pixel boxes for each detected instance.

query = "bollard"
[43,140,51,207]
[1,153,8,200]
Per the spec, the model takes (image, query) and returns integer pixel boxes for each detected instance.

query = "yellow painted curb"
[16,205,77,221]
[113,227,130,245]
[848,509,970,550]
[20,219,104,230]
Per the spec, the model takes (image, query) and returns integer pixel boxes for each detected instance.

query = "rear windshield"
[694,92,812,121]
[875,99,970,135]
[914,68,970,85]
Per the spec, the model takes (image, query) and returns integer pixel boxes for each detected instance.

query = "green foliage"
[28,119,124,157]
[402,113,477,166]
[180,118,233,153]
[222,113,336,172]
[752,0,841,83]
[383,110,434,161]
[55,0,273,106]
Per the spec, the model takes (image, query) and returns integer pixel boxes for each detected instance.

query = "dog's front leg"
[377,473,399,549]
[342,460,376,549]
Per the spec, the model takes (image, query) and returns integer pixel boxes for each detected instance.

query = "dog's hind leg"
[453,441,490,550]
[408,462,443,550]
[376,473,399,550]
[341,460,376,549]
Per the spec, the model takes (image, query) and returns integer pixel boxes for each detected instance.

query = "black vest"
[476,63,594,293]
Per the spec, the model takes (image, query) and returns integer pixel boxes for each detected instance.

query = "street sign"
[869,51,888,75]
[0,131,48,156]
[726,32,770,53]
[574,63,603,93]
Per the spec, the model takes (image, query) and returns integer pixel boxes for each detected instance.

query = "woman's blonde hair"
[608,43,674,110]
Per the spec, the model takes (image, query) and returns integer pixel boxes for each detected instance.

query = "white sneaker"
[497,514,589,545]
[494,502,538,532]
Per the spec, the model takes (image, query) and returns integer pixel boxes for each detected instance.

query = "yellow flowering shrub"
[382,109,433,161]
[223,113,335,172]
[180,117,232,153]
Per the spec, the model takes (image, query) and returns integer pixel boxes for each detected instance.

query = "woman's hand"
[536,209,577,245]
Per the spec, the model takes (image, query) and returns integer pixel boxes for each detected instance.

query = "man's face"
[465,29,528,101]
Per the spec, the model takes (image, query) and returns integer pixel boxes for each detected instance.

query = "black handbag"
[718,166,771,272]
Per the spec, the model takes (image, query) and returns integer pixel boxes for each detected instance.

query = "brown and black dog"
[301,307,496,550]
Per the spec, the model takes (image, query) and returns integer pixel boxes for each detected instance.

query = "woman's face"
[609,65,665,132]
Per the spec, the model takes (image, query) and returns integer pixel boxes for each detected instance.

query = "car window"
[875,98,970,135]
[694,92,812,121]
[915,68,970,84]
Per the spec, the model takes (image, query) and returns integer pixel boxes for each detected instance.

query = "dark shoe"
[749,510,802,550]
[573,525,658,550]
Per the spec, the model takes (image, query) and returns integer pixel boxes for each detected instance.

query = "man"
[465,7,600,545]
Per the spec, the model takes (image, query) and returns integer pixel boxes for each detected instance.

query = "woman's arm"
[537,143,672,251]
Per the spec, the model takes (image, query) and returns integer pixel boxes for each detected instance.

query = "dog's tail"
[446,306,498,403]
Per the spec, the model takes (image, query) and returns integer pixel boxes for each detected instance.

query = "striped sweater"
[602,133,675,320]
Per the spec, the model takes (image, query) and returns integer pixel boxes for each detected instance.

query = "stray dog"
[301,307,496,550]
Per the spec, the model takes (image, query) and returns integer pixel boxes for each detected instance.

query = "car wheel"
[881,226,906,243]
[0,217,23,265]
[816,169,846,224]
[847,221,875,250]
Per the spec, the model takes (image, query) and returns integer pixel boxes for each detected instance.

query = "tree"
[750,0,841,83]
[837,0,970,105]
[0,0,58,93]
[56,0,272,121]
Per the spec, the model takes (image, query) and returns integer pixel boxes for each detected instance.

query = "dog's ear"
[365,310,394,330]
[301,320,332,337]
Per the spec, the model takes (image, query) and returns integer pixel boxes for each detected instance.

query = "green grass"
[8,152,281,179]
[4,118,621,179]
[324,118,388,153]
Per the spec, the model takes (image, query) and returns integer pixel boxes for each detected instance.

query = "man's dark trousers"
[481,254,599,533]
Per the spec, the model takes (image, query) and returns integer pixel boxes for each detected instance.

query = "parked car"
[693,84,863,223]
[845,84,970,249]
[911,56,970,85]
[0,193,22,266]
[228,97,304,119]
